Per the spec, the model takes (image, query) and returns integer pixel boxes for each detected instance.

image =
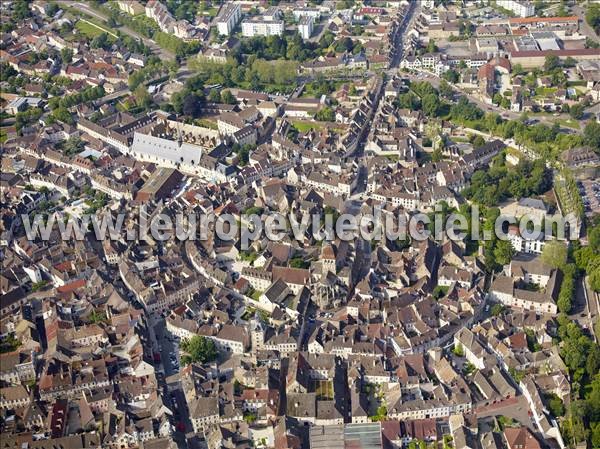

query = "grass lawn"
[554,118,580,129]
[292,121,324,133]
[195,118,218,130]
[75,20,116,39]
[199,6,219,17]
[301,80,346,98]
[505,146,522,156]
[313,380,334,400]
[241,307,254,321]
[451,136,471,143]
[534,86,557,97]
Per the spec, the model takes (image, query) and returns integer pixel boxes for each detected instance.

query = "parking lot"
[154,318,181,376]
[579,180,600,218]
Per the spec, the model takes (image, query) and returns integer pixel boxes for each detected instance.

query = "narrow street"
[390,0,420,68]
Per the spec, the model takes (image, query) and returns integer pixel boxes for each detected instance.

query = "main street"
[390,0,420,68]
[337,0,423,290]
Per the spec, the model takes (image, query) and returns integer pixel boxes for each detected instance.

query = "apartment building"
[242,17,284,37]
[217,3,242,36]
[298,16,314,40]
[497,0,535,17]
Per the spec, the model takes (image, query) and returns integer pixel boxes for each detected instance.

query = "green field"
[534,86,557,98]
[75,20,115,39]
[554,119,580,130]
[291,121,326,133]
[195,118,218,130]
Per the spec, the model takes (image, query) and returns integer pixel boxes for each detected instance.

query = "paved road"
[570,276,596,340]
[390,0,420,68]
[58,0,175,60]
[573,4,599,43]
[95,88,131,105]
[155,317,181,376]
[583,275,599,343]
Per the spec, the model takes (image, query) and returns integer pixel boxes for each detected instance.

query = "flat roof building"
[216,3,241,36]
[242,17,284,37]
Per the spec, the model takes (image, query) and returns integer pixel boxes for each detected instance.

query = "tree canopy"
[462,156,552,207]
[180,336,217,365]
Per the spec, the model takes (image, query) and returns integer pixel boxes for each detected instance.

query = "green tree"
[586,4,600,34]
[442,69,459,84]
[512,63,525,76]
[91,33,111,50]
[60,48,73,64]
[583,121,600,152]
[587,345,600,378]
[570,103,585,120]
[180,336,217,365]
[432,285,449,299]
[491,304,505,316]
[557,274,573,314]
[422,94,439,117]
[545,393,565,417]
[290,257,309,269]
[589,226,600,253]
[426,39,438,53]
[544,55,560,72]
[334,37,354,53]
[590,263,600,292]
[493,240,515,266]
[51,107,74,125]
[134,85,152,110]
[315,106,335,122]
[13,0,31,20]
[540,241,567,269]
[394,92,421,110]
[208,88,221,103]
[221,90,236,104]
[472,135,485,149]
[439,79,453,99]
[62,136,85,156]
[182,93,205,117]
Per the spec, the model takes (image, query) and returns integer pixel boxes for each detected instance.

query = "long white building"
[242,18,284,37]
[497,0,535,17]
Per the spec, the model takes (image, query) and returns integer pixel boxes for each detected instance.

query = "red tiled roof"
[56,279,86,293]
[509,15,578,25]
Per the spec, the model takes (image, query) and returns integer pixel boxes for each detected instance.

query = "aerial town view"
[1,0,600,448]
